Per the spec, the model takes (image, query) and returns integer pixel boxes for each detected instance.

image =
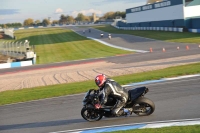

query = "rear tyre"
[133,97,155,116]
[81,107,103,122]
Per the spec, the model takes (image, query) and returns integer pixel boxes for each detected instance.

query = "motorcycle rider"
[100,33,104,38]
[94,74,131,116]
[108,34,111,40]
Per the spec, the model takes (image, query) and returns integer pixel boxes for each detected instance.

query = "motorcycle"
[108,34,111,40]
[81,86,155,122]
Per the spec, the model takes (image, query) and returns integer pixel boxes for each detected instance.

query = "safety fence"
[14,23,99,30]
[0,60,33,69]
[0,40,34,59]
[189,29,200,33]
[112,25,184,32]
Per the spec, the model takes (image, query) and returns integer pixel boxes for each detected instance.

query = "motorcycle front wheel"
[81,107,103,122]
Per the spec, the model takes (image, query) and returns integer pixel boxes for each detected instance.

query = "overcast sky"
[0,0,147,24]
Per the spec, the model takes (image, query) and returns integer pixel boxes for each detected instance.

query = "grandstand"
[116,0,200,31]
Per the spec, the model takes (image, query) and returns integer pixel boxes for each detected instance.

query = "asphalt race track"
[0,49,199,92]
[0,49,200,75]
[0,77,200,133]
[70,26,197,52]
[0,27,200,133]
[0,26,200,75]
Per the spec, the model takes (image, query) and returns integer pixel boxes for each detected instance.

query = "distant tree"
[84,16,91,22]
[42,19,50,26]
[52,20,59,24]
[59,14,67,24]
[102,12,115,19]
[6,23,11,27]
[3,24,7,28]
[35,20,41,25]
[18,23,22,27]
[118,11,126,18]
[66,15,74,23]
[75,13,86,22]
[88,15,93,21]
[24,18,34,26]
[12,23,22,27]
[101,11,126,19]
[0,23,22,28]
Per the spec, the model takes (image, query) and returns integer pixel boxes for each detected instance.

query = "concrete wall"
[0,60,32,69]
[118,19,185,28]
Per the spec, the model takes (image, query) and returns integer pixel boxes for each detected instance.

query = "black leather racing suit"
[99,79,128,116]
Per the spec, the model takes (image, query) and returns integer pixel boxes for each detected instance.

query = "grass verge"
[105,125,200,133]
[0,28,132,64]
[0,62,200,106]
[92,25,200,44]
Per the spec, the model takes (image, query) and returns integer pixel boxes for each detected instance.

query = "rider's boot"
[124,108,132,117]
[115,109,124,117]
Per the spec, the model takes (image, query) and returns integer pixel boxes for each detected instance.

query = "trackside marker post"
[150,48,153,52]
[162,48,166,52]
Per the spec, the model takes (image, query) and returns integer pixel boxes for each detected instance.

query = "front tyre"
[81,107,103,122]
[133,97,155,116]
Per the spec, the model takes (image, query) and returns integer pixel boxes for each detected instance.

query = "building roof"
[147,0,163,4]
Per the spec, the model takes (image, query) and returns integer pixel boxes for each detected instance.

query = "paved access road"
[0,76,200,133]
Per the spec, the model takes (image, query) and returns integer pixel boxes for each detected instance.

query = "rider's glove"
[95,103,101,109]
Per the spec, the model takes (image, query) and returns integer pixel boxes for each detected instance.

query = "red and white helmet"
[95,74,106,87]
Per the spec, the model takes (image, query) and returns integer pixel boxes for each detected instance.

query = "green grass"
[0,62,200,105]
[0,28,132,64]
[105,125,200,133]
[92,25,200,43]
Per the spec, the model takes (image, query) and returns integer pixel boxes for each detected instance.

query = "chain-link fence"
[0,40,34,59]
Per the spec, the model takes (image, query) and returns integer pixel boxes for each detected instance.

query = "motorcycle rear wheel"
[133,97,155,116]
[81,107,103,122]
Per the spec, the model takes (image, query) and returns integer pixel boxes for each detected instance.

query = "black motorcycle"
[81,86,155,122]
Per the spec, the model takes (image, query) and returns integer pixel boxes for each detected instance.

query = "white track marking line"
[49,118,200,133]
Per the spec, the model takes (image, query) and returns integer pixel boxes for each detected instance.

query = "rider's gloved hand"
[95,103,101,109]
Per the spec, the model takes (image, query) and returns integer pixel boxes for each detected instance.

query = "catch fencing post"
[12,41,14,56]
[150,48,153,53]
[6,42,8,55]
[20,42,22,54]
[186,45,189,50]
[162,48,166,52]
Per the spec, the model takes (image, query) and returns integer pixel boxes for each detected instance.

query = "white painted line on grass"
[87,37,149,53]
[71,29,148,53]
